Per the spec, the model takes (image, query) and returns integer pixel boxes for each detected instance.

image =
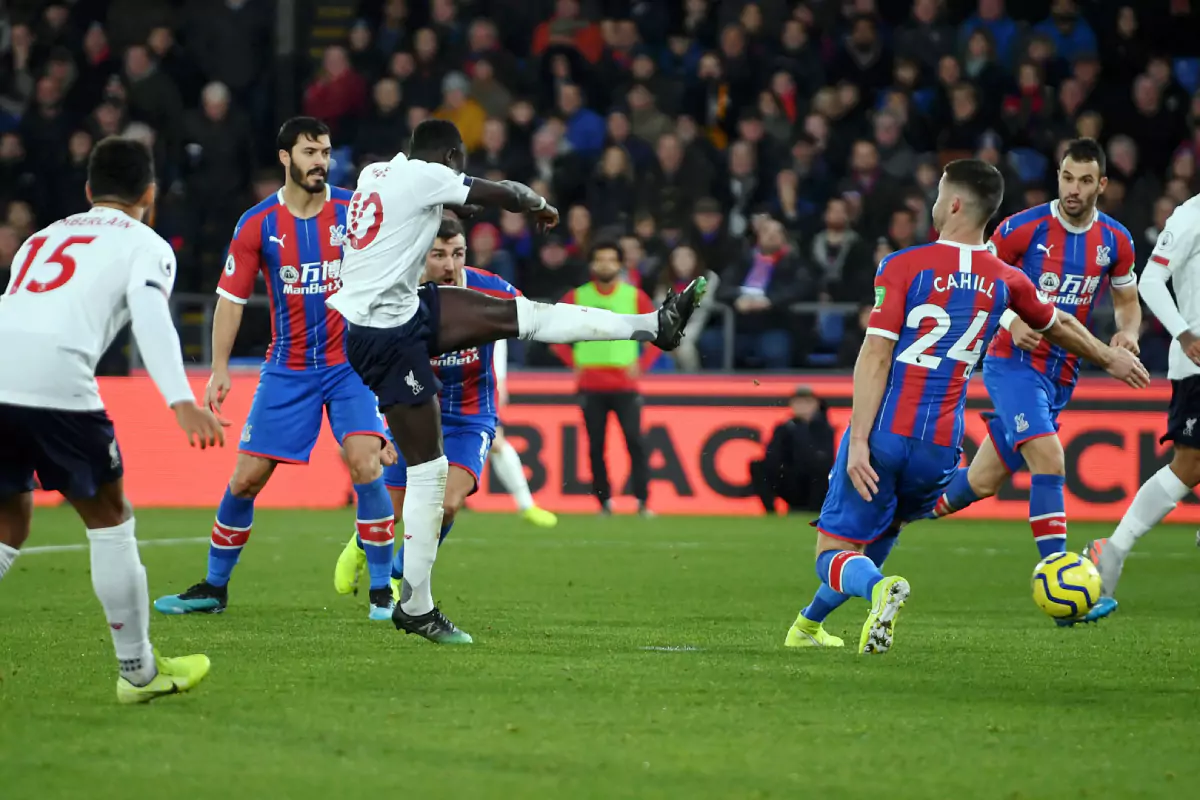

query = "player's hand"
[1179,331,1200,366]
[380,440,399,467]
[846,437,880,502]
[1110,330,1140,355]
[1103,346,1151,389]
[1009,317,1043,351]
[205,366,232,423]
[531,201,559,232]
[173,401,227,449]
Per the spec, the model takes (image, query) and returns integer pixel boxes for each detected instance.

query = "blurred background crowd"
[1,0,1199,372]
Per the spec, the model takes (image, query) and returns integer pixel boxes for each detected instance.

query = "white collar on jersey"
[275,184,332,205]
[935,240,989,251]
[1050,199,1096,234]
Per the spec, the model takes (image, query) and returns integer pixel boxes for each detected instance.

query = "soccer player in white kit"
[328,120,704,643]
[0,137,226,702]
[1086,193,1200,616]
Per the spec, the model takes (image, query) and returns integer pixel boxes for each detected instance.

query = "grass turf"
[2,508,1198,800]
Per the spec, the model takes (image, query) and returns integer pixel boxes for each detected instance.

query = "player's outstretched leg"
[489,431,557,527]
[787,526,901,648]
[73,480,210,703]
[432,278,707,356]
[927,427,1012,520]
[155,456,274,615]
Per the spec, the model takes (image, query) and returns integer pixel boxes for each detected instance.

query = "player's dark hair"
[437,216,465,241]
[1062,137,1106,176]
[87,136,154,204]
[589,238,622,262]
[942,159,1005,224]
[276,116,331,153]
[410,119,463,156]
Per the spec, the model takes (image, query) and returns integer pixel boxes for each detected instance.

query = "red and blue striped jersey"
[987,201,1136,385]
[868,241,1055,448]
[432,267,520,427]
[216,186,353,371]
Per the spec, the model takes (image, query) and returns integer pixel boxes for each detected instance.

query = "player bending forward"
[0,138,225,702]
[1086,192,1200,607]
[782,159,1148,654]
[155,118,397,619]
[920,141,1140,619]
[328,119,704,643]
[334,217,552,613]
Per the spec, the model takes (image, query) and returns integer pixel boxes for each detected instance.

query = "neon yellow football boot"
[334,530,365,595]
[785,612,844,648]
[116,652,211,705]
[859,576,911,655]
[521,506,558,528]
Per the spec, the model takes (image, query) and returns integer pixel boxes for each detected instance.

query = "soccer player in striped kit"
[155,118,397,619]
[333,216,527,609]
[922,139,1141,624]
[783,159,1148,654]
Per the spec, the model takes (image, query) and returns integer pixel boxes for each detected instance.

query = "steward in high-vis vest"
[552,240,658,517]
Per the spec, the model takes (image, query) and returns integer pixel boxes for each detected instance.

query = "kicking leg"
[432,279,706,354]
[928,425,1014,519]
[154,454,275,614]
[70,479,210,703]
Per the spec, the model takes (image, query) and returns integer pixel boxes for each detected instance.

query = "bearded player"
[920,139,1140,624]
[155,118,397,619]
[783,159,1147,654]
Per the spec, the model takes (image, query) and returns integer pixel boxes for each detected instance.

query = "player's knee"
[228,471,268,498]
[1019,437,1065,476]
[1170,447,1200,487]
[442,502,459,528]
[814,531,865,556]
[345,452,381,484]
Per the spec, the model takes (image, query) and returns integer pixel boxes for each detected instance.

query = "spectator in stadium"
[689,197,741,279]
[469,117,526,182]
[705,218,809,370]
[468,59,513,120]
[721,139,769,237]
[434,71,485,152]
[626,82,675,146]
[558,82,605,159]
[355,77,407,165]
[552,240,656,516]
[531,0,604,64]
[640,132,707,230]
[750,384,834,514]
[652,244,718,372]
[895,0,956,73]
[603,110,653,169]
[522,233,587,303]
[831,14,890,95]
[587,145,637,230]
[1034,0,1098,65]
[303,45,367,139]
[873,109,917,181]
[837,305,873,369]
[808,196,873,305]
[468,222,516,287]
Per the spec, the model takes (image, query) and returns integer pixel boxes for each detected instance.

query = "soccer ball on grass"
[1031,552,1101,620]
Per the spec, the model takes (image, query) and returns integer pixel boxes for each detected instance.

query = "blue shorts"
[383,421,495,494]
[816,428,962,543]
[0,404,123,499]
[982,358,1073,473]
[239,363,386,464]
[345,283,441,409]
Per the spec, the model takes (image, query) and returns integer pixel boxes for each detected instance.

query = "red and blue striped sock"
[205,488,254,587]
[1029,473,1068,559]
[354,478,395,591]
[816,548,884,601]
[929,468,980,518]
[391,520,454,580]
[803,531,900,621]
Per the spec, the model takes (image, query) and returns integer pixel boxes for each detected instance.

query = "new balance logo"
[1014,413,1029,434]
[269,234,287,247]
[1036,243,1054,257]
[405,370,424,395]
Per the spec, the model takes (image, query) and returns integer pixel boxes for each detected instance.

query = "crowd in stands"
[2,0,1199,372]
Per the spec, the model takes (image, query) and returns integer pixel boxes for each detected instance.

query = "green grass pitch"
[2,508,1199,799]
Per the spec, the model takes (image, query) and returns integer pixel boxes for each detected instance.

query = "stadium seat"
[1174,58,1200,94]
[1008,148,1049,185]
[328,146,355,187]
[806,310,846,366]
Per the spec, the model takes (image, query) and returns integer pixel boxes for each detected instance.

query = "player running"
[0,137,225,702]
[328,119,704,644]
[923,140,1140,595]
[154,118,397,619]
[1086,192,1200,610]
[334,216,549,611]
[782,159,1148,654]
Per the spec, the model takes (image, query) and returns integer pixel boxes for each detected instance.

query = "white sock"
[514,295,657,343]
[1110,465,1192,554]
[490,439,535,511]
[0,541,18,581]
[400,456,447,616]
[87,518,156,686]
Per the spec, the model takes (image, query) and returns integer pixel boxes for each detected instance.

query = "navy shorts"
[0,403,124,499]
[345,283,442,410]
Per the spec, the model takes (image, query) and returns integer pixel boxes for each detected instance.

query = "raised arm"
[465,179,559,230]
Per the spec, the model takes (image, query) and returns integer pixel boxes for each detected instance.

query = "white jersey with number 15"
[0,206,178,412]
[326,152,472,329]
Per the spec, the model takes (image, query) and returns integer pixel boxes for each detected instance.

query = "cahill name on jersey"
[868,241,1055,448]
[987,200,1135,385]
[217,185,353,371]
[433,267,519,427]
